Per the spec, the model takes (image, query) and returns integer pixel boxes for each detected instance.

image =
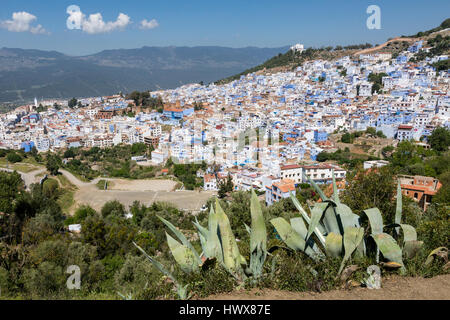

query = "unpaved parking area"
[108,178,177,192]
[10,168,214,213]
[206,274,450,300]
[74,188,215,212]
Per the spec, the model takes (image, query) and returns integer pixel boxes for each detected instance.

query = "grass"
[56,174,77,190]
[96,179,114,190]
[57,189,75,214]
[0,158,43,173]
[66,169,92,182]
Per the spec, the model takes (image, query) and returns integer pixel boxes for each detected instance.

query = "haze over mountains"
[0,45,289,103]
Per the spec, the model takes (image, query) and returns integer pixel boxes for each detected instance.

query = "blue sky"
[0,0,448,56]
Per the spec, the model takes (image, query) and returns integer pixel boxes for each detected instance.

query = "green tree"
[428,127,450,153]
[68,98,78,109]
[46,154,61,175]
[63,148,76,159]
[6,152,22,163]
[341,166,396,219]
[101,200,126,218]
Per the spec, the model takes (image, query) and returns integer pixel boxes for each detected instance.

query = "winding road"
[1,166,215,213]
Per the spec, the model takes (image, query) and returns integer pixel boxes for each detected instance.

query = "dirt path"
[1,167,46,187]
[3,166,214,212]
[354,37,415,56]
[205,274,450,300]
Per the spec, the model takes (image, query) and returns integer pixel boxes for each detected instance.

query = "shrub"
[417,204,450,252]
[6,152,22,163]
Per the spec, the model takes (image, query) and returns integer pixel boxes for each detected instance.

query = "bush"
[6,152,22,163]
[42,178,59,198]
[101,200,126,218]
[417,204,450,252]
[259,251,341,292]
[114,254,161,297]
[65,205,96,225]
[21,261,66,298]
[180,264,237,298]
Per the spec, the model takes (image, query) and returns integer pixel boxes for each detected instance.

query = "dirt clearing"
[205,274,450,300]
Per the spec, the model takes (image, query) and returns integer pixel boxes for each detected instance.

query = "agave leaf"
[133,241,178,285]
[355,236,367,258]
[291,217,323,255]
[323,203,341,235]
[425,247,448,266]
[206,206,223,262]
[176,284,192,300]
[339,227,364,274]
[325,232,343,258]
[362,208,384,235]
[290,192,311,223]
[332,169,340,203]
[271,217,305,251]
[215,198,243,273]
[244,223,251,234]
[193,218,209,239]
[249,189,267,278]
[193,219,222,261]
[306,202,329,241]
[303,172,328,201]
[208,206,218,234]
[371,233,404,269]
[399,224,417,243]
[395,181,402,235]
[270,217,321,261]
[197,231,207,257]
[403,240,423,259]
[250,189,267,253]
[157,215,202,264]
[290,217,308,237]
[335,203,360,231]
[166,233,199,273]
[290,193,326,245]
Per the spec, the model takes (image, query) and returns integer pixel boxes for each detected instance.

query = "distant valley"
[0,45,289,103]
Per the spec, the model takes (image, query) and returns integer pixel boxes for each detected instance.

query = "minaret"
[34,97,38,107]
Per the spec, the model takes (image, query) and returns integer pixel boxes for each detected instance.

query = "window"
[414,192,418,199]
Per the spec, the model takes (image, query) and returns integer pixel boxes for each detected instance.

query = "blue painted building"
[314,130,328,143]
[21,141,35,153]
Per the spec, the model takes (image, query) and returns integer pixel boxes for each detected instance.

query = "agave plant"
[270,170,423,274]
[134,189,268,298]
[133,241,191,299]
[193,189,267,280]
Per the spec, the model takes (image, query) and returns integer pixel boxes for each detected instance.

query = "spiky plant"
[133,189,267,298]
[271,170,423,274]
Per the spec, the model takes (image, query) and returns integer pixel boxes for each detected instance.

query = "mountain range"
[0,46,289,104]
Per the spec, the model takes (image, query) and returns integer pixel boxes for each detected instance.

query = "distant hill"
[216,18,450,85]
[0,46,289,103]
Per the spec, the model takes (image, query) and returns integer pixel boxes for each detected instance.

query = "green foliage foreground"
[0,168,448,300]
[132,171,449,299]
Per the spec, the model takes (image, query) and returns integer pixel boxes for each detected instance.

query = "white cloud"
[67,9,131,34]
[30,24,47,34]
[140,19,159,30]
[82,12,130,34]
[0,11,48,34]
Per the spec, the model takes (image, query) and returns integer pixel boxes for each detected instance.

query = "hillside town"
[1,40,448,206]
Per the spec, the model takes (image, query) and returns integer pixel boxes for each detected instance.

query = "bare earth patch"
[205,274,450,300]
[108,178,177,192]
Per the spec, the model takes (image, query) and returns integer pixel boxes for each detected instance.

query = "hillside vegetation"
[216,18,450,84]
